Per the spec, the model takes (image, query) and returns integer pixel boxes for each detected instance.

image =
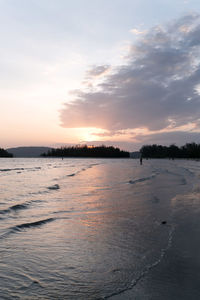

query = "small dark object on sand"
[161,221,167,225]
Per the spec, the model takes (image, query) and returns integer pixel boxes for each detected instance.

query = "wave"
[0,199,44,216]
[0,167,41,173]
[67,164,99,177]
[47,184,60,190]
[104,224,175,299]
[10,203,29,211]
[0,203,30,215]
[181,166,195,175]
[0,218,55,240]
[0,168,25,172]
[29,190,49,195]
[128,174,156,184]
[12,218,55,231]
[88,163,99,168]
[55,163,101,180]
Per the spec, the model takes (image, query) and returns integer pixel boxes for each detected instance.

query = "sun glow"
[76,127,106,142]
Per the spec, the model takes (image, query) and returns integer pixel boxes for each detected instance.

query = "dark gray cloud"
[60,14,200,137]
[133,131,200,147]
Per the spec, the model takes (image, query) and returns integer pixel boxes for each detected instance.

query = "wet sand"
[110,186,200,300]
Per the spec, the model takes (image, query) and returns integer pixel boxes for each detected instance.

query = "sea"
[0,157,200,299]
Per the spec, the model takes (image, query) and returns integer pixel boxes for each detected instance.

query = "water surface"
[0,158,199,299]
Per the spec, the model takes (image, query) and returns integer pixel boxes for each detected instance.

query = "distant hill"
[7,147,52,157]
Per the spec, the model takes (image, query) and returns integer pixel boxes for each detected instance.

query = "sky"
[1,0,200,151]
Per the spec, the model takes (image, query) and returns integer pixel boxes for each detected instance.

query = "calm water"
[0,158,200,299]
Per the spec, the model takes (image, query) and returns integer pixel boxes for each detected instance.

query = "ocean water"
[0,157,200,299]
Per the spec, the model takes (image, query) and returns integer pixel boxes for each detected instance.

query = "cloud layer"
[60,14,200,140]
[83,131,200,151]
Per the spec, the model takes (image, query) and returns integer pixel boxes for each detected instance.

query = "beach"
[0,158,199,299]
[110,184,200,300]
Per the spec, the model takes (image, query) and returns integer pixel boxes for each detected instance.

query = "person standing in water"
[140,154,143,165]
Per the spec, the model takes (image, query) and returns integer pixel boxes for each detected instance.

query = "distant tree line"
[0,148,13,157]
[140,143,200,159]
[41,145,130,158]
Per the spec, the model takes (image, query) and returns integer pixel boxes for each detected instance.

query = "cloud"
[130,28,147,35]
[60,14,200,141]
[132,131,200,148]
[86,65,111,78]
[79,130,200,151]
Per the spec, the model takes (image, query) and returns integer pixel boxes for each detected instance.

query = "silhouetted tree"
[41,145,130,158]
[0,148,13,157]
[140,143,200,159]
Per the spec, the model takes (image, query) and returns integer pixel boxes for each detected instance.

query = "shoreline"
[108,175,200,299]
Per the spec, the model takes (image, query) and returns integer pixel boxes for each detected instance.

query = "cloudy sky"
[1,0,200,150]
